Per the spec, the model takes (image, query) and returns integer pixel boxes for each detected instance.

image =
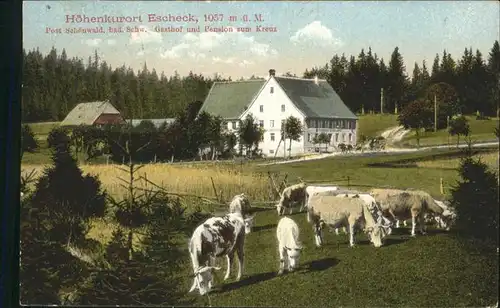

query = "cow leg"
[236,240,244,281]
[278,245,286,275]
[224,253,234,281]
[348,224,356,247]
[289,206,293,215]
[314,222,323,247]
[418,214,427,235]
[396,220,401,228]
[411,215,417,237]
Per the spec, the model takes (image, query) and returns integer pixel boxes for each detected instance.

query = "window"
[348,133,352,143]
[270,120,274,128]
[342,120,346,129]
[270,87,274,94]
[281,104,285,112]
[308,133,312,142]
[342,133,345,142]
[260,105,264,112]
[352,121,356,129]
[347,121,351,129]
[328,120,333,129]
[270,133,275,141]
[335,133,339,142]
[259,120,264,128]
[269,149,275,154]
[232,121,236,129]
[319,120,324,128]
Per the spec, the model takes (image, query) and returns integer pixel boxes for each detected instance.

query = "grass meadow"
[21,117,499,306]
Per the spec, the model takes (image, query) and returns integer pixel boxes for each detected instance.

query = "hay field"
[416,151,499,171]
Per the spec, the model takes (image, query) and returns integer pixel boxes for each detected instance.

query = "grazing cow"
[228,193,255,232]
[276,217,303,274]
[369,188,444,237]
[334,192,393,236]
[395,200,455,231]
[300,185,339,212]
[188,212,247,295]
[307,194,389,248]
[276,183,307,216]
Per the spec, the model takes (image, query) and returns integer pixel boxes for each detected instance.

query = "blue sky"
[23,1,499,79]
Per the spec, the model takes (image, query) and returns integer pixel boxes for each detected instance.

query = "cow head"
[284,244,302,271]
[365,225,386,248]
[436,211,456,231]
[243,214,256,234]
[189,266,221,295]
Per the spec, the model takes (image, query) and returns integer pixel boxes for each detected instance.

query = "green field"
[21,118,499,306]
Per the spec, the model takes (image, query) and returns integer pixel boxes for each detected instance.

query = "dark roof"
[274,77,357,119]
[60,101,121,126]
[199,76,357,120]
[198,80,266,119]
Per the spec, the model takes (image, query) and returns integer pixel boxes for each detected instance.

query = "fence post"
[440,177,444,195]
[347,176,350,188]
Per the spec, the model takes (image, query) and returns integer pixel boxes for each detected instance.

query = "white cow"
[188,212,248,295]
[276,217,303,274]
[307,194,389,248]
[228,193,255,232]
[334,192,393,236]
[300,185,339,212]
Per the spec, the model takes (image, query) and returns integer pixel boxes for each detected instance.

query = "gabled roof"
[60,101,121,126]
[274,77,358,120]
[199,76,357,120]
[198,80,266,119]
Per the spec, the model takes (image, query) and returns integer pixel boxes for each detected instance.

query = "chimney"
[269,69,276,77]
[314,75,318,85]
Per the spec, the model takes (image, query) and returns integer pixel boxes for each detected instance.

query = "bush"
[449,145,499,246]
[21,124,39,154]
[47,127,71,151]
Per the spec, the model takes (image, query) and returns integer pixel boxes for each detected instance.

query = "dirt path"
[258,125,497,166]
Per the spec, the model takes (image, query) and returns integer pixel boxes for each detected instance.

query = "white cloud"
[290,21,343,47]
[83,38,102,47]
[107,39,116,46]
[238,59,254,67]
[137,50,145,57]
[129,26,162,45]
[160,27,278,62]
[212,57,236,64]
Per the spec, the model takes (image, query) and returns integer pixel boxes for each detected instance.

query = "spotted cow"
[188,212,247,295]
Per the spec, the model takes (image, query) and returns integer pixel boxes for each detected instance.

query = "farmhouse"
[60,101,125,127]
[199,69,358,157]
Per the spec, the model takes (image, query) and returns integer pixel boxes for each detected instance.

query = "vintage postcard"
[20,1,499,307]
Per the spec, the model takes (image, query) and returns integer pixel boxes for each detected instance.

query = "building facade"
[199,69,358,157]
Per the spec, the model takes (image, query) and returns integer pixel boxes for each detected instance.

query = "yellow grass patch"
[416,152,499,172]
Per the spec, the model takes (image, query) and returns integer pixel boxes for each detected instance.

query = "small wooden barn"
[60,101,125,127]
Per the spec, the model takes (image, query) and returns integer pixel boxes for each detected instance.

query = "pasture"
[20,118,499,306]
[21,144,500,306]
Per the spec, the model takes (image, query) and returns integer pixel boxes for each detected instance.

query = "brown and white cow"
[188,212,247,295]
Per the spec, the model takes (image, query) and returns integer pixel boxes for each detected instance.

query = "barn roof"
[198,80,266,119]
[60,101,121,126]
[274,77,358,120]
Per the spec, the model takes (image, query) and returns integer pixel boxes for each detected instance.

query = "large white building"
[198,69,358,157]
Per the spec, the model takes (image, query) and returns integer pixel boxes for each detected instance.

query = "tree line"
[22,41,500,123]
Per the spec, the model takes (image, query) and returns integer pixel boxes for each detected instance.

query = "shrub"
[21,124,39,154]
[449,143,499,246]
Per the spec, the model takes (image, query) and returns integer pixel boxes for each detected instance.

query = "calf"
[276,217,303,274]
[188,212,247,295]
[276,183,307,215]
